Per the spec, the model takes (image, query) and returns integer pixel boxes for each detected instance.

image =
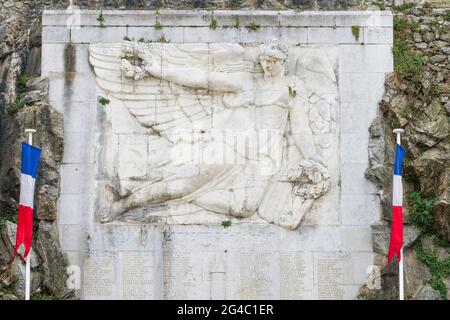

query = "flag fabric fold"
[388,143,406,264]
[13,142,41,261]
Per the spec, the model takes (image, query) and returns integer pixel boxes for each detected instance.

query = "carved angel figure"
[89,40,338,229]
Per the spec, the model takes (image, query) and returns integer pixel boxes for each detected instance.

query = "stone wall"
[43,9,391,299]
[0,0,449,300]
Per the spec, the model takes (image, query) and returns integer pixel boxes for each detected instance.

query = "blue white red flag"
[388,143,406,264]
[13,142,41,261]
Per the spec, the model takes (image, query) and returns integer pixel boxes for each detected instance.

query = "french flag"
[13,142,41,261]
[388,143,406,264]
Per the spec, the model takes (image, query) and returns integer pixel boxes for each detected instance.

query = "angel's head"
[257,40,288,78]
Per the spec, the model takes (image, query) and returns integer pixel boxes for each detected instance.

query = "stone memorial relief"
[89,40,339,230]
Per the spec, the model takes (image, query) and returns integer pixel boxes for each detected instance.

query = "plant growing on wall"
[246,21,260,31]
[210,12,218,30]
[98,97,110,106]
[6,74,29,115]
[233,16,240,29]
[392,17,427,82]
[351,25,360,41]
[222,220,232,228]
[415,244,450,300]
[97,10,105,27]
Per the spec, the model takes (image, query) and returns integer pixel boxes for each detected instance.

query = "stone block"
[308,27,363,44]
[183,27,239,43]
[60,164,94,195]
[58,224,85,252]
[278,27,308,45]
[340,102,379,134]
[58,194,93,225]
[127,27,184,43]
[341,194,380,225]
[71,27,128,43]
[340,226,373,251]
[339,44,393,73]
[239,27,280,43]
[341,163,377,195]
[48,72,96,103]
[62,102,96,133]
[340,133,369,165]
[364,27,393,44]
[63,131,95,164]
[42,26,70,43]
[339,72,386,103]
[41,44,66,75]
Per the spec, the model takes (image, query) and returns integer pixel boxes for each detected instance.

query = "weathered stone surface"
[421,235,450,260]
[432,196,450,242]
[371,222,420,256]
[9,259,41,299]
[14,98,63,221]
[412,284,442,300]
[404,247,432,299]
[1,221,39,267]
[0,292,19,300]
[365,5,450,300]
[90,41,337,230]
[34,221,74,299]
[0,221,41,298]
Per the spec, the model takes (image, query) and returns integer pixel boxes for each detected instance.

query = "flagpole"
[393,128,405,301]
[24,128,36,301]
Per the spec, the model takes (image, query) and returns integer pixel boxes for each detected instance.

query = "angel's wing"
[294,48,338,160]
[89,42,251,139]
[258,47,338,229]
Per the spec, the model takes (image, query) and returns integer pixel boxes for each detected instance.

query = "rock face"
[0,0,66,299]
[412,284,442,300]
[0,221,41,299]
[34,221,74,299]
[362,4,450,300]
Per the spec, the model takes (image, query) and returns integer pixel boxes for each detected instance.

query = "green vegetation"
[98,97,111,106]
[351,25,360,41]
[371,1,385,10]
[256,0,265,7]
[394,2,416,12]
[393,17,427,82]
[6,99,27,115]
[416,244,450,300]
[157,35,170,43]
[409,191,436,235]
[246,21,260,32]
[123,36,132,41]
[6,74,29,115]
[221,220,232,228]
[288,85,297,98]
[155,20,163,30]
[408,191,449,245]
[227,0,242,8]
[134,36,170,44]
[445,10,450,22]
[210,13,218,30]
[399,106,413,118]
[97,10,105,27]
[0,211,17,226]
[233,16,240,29]
[31,291,58,300]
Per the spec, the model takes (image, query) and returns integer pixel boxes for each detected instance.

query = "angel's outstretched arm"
[146,62,252,93]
